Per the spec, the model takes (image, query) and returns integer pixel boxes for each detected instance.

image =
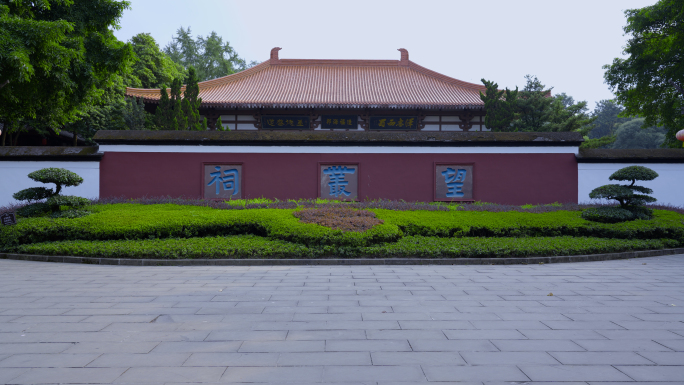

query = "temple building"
[125,48,491,132]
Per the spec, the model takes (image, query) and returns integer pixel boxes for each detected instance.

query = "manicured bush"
[12,168,89,217]
[585,165,659,222]
[581,207,635,223]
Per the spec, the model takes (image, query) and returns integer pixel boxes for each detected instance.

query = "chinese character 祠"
[441,167,467,197]
[208,166,239,196]
[323,166,356,197]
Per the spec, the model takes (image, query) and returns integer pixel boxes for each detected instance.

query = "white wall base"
[578,163,684,207]
[0,161,100,208]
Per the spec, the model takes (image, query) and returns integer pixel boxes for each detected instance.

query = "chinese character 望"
[208,166,239,196]
[323,166,356,197]
[441,167,467,197]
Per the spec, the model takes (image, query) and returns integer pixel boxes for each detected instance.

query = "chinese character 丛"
[323,166,356,197]
[208,166,239,196]
[441,167,467,197]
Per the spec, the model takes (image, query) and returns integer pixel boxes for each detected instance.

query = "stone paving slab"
[1,255,683,384]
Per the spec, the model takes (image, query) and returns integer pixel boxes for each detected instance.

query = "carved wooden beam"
[252,113,262,129]
[309,111,320,129]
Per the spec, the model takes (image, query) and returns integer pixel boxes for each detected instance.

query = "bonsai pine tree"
[13,168,90,218]
[583,165,659,223]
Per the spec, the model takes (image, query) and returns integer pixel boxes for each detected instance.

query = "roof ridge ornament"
[270,47,282,64]
[398,48,409,66]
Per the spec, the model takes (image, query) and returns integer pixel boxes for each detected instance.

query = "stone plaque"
[204,165,242,199]
[1,212,16,226]
[320,165,358,201]
[435,165,473,201]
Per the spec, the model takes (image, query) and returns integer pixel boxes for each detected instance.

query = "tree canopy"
[0,0,133,145]
[603,0,684,148]
[480,75,594,134]
[164,26,256,82]
[126,32,186,89]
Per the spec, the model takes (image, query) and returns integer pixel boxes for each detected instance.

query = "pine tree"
[154,86,171,129]
[182,67,206,131]
[216,116,225,131]
[170,78,186,130]
[480,79,519,131]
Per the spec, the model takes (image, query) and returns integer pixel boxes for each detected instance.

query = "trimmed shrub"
[27,168,83,195]
[581,207,634,223]
[12,168,89,217]
[587,165,659,222]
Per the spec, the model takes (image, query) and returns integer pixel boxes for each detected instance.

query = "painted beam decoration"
[320,164,358,201]
[369,116,418,130]
[321,115,358,129]
[262,116,310,129]
[204,164,242,199]
[435,164,473,201]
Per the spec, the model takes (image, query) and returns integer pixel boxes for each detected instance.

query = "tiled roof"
[125,48,487,110]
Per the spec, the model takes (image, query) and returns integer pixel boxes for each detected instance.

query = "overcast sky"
[113,0,656,111]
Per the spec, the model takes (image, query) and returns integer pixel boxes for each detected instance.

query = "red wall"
[100,152,578,204]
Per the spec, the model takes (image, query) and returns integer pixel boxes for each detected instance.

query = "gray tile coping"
[1,255,683,383]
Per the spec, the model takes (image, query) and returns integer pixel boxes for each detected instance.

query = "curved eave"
[133,97,485,111]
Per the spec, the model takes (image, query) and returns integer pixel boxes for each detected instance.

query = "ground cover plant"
[1,198,683,259]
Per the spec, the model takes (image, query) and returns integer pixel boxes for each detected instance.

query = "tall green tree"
[603,0,684,148]
[164,26,255,81]
[545,93,594,134]
[479,79,519,131]
[182,67,207,131]
[510,75,555,132]
[0,0,133,145]
[127,32,186,89]
[482,75,594,134]
[588,100,632,139]
[612,118,667,149]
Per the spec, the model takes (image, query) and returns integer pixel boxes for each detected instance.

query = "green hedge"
[2,204,683,252]
[361,236,680,258]
[0,204,402,251]
[14,235,316,259]
[374,209,684,240]
[12,235,679,259]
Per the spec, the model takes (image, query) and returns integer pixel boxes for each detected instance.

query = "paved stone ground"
[0,256,683,385]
